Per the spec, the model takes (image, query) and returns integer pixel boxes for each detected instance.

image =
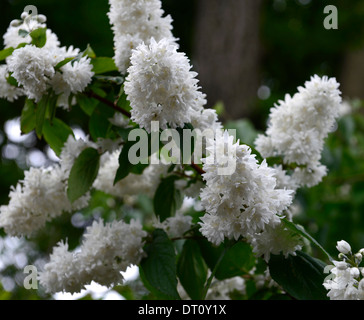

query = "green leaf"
[83,44,96,59]
[55,57,75,70]
[115,127,134,141]
[16,42,28,49]
[116,88,131,112]
[282,218,333,263]
[67,148,100,203]
[20,99,36,134]
[198,239,256,280]
[176,123,195,164]
[113,132,152,184]
[35,93,58,139]
[94,75,124,85]
[139,229,180,300]
[177,239,208,299]
[35,96,48,139]
[153,175,183,222]
[130,162,149,175]
[43,118,74,156]
[113,140,137,184]
[6,74,18,87]
[76,94,99,116]
[89,104,114,140]
[268,250,329,300]
[18,29,29,38]
[225,119,258,146]
[29,28,47,48]
[0,47,14,61]
[91,57,118,74]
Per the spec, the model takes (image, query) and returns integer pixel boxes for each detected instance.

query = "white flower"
[7,45,55,102]
[199,131,294,246]
[0,166,90,237]
[324,241,364,300]
[38,241,82,294]
[124,38,207,132]
[336,240,352,255]
[4,10,91,104]
[206,276,246,300]
[190,107,222,133]
[0,135,96,237]
[153,212,193,238]
[50,56,93,109]
[93,149,168,198]
[0,65,24,102]
[3,12,60,50]
[39,219,147,294]
[108,0,176,73]
[249,223,304,262]
[60,56,94,94]
[255,75,342,189]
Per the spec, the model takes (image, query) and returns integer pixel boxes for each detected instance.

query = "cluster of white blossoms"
[0,135,94,237]
[93,149,169,199]
[0,64,23,102]
[323,240,364,300]
[198,131,301,260]
[125,38,218,133]
[3,12,59,50]
[153,212,193,238]
[39,219,147,294]
[205,276,246,300]
[255,75,342,190]
[2,11,94,106]
[108,0,176,74]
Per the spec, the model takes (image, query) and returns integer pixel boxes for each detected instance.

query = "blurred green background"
[0,0,364,299]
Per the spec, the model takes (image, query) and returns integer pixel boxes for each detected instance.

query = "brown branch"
[85,90,131,118]
[191,161,206,176]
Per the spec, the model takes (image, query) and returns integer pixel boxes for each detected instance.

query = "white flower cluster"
[249,223,303,262]
[4,12,59,50]
[0,135,94,237]
[93,149,168,199]
[0,64,23,102]
[108,0,176,74]
[199,131,302,260]
[1,11,94,106]
[205,276,246,300]
[323,240,364,300]
[125,38,216,133]
[255,75,342,190]
[39,219,147,294]
[153,212,193,238]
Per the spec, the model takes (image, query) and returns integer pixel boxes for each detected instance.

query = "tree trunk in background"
[340,48,364,100]
[193,0,262,121]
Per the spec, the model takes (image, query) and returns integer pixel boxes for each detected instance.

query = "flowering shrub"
[0,1,363,300]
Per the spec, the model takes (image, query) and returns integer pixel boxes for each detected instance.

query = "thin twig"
[85,90,131,118]
[190,161,205,176]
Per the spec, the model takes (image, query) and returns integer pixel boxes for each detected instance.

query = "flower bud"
[355,253,362,265]
[37,14,47,23]
[350,267,360,278]
[336,240,351,255]
[20,12,29,20]
[334,261,348,270]
[10,19,21,27]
